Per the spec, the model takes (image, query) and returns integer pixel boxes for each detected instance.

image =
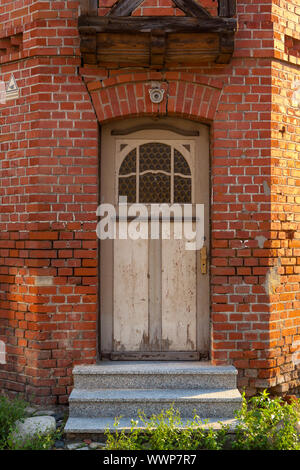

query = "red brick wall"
[0,1,99,404]
[0,0,299,403]
[267,0,300,393]
[98,0,218,16]
[82,0,300,397]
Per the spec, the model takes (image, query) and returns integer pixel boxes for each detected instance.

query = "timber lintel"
[78,13,237,68]
[78,16,237,34]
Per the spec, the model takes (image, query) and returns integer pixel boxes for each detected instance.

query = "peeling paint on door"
[100,118,210,359]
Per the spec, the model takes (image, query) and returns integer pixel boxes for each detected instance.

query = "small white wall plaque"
[6,74,19,101]
[0,81,5,104]
[292,80,300,108]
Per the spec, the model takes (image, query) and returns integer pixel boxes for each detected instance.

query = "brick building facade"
[0,0,299,405]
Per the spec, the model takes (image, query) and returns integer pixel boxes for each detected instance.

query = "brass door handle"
[200,246,207,275]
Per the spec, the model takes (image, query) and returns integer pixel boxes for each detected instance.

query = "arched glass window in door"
[118,142,192,204]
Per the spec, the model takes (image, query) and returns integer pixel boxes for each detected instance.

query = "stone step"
[69,388,242,419]
[73,362,238,390]
[64,416,238,438]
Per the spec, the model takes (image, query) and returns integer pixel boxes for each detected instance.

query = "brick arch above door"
[86,72,222,123]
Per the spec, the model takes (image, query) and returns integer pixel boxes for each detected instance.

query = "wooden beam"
[79,0,98,16]
[81,33,234,67]
[215,32,234,63]
[150,31,166,68]
[111,124,200,136]
[218,0,236,17]
[228,0,236,17]
[78,16,237,34]
[95,32,150,67]
[80,32,97,64]
[110,351,201,360]
[109,0,144,17]
[172,0,211,18]
[218,0,227,16]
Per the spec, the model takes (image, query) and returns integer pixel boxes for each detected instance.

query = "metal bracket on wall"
[200,246,207,275]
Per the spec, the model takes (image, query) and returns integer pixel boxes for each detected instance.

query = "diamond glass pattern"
[139,174,171,204]
[174,149,191,176]
[118,142,192,204]
[139,143,171,173]
[174,176,192,203]
[119,175,136,203]
[119,148,136,175]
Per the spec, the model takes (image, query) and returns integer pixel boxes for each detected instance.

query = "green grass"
[0,391,299,450]
[0,395,64,450]
[0,395,27,449]
[105,391,300,451]
[232,390,300,450]
[105,407,229,450]
[6,428,63,451]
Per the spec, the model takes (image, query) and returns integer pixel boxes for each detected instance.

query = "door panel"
[161,223,197,351]
[113,235,149,351]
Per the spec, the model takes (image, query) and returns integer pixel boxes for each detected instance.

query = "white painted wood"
[148,238,162,350]
[100,117,210,358]
[113,228,149,351]
[161,221,197,351]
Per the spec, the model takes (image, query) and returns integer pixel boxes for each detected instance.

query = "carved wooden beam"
[78,16,237,34]
[80,31,235,67]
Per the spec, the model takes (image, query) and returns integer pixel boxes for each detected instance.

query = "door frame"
[98,116,211,361]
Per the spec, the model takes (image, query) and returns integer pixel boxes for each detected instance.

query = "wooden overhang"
[79,0,237,68]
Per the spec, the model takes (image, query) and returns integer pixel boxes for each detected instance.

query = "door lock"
[200,246,207,275]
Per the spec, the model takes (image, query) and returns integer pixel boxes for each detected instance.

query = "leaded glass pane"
[119,176,136,203]
[174,149,191,176]
[139,174,170,204]
[118,142,192,204]
[119,149,136,175]
[174,176,192,203]
[140,143,171,173]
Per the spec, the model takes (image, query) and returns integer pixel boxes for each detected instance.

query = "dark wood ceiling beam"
[78,16,237,34]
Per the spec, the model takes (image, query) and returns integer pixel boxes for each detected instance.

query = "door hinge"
[200,246,207,275]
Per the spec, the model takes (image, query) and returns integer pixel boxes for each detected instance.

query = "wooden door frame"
[98,116,211,361]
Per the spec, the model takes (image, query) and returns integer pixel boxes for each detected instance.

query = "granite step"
[73,362,238,390]
[64,416,239,438]
[69,388,242,419]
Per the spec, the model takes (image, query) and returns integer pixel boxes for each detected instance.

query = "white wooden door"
[100,118,210,360]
